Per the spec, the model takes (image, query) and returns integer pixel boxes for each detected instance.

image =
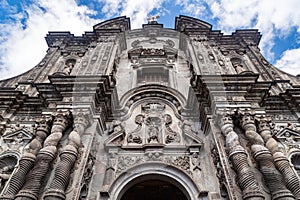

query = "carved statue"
[62,61,75,75]
[148,125,159,143]
[146,117,161,144]
[230,58,246,74]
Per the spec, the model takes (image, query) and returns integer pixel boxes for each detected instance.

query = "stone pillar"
[43,111,90,200]
[219,113,264,200]
[257,116,300,200]
[240,113,294,200]
[15,111,70,200]
[0,116,52,200]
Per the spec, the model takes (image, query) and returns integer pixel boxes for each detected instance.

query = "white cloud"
[0,0,168,80]
[176,0,300,74]
[1,0,299,80]
[275,48,300,76]
[0,0,98,80]
[205,0,300,63]
[175,0,207,18]
[98,0,167,29]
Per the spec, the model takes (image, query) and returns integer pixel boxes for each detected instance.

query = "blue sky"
[0,0,299,79]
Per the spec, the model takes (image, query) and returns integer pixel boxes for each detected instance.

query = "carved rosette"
[257,116,300,199]
[0,116,53,200]
[15,111,70,200]
[44,111,90,200]
[240,113,294,200]
[219,113,264,199]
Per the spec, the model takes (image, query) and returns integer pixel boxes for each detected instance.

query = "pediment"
[274,128,300,140]
[93,16,130,32]
[175,15,212,32]
[2,129,33,143]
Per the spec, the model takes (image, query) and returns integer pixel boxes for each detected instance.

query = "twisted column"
[0,116,52,200]
[241,113,294,200]
[15,111,70,200]
[44,111,90,200]
[219,113,264,200]
[257,116,300,200]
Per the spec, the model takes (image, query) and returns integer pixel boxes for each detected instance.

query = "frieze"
[115,154,193,175]
[271,114,297,121]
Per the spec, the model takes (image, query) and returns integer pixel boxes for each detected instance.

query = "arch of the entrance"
[104,162,203,200]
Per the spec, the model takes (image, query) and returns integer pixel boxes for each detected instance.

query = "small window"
[137,67,169,86]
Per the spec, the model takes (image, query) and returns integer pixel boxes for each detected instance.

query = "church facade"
[0,15,299,200]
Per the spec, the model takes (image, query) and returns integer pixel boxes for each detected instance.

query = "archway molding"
[106,162,202,200]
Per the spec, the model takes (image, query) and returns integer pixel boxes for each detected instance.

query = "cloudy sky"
[0,0,299,80]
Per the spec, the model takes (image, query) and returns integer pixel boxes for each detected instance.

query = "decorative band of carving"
[272,190,296,200]
[228,146,247,158]
[43,189,66,200]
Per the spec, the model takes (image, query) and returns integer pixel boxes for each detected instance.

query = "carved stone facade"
[0,15,299,200]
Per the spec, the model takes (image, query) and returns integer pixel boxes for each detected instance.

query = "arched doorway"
[121,179,188,200]
[107,163,201,200]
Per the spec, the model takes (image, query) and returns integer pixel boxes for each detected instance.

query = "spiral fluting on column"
[257,116,300,200]
[0,116,52,200]
[14,111,70,200]
[240,113,294,200]
[274,153,300,200]
[44,111,89,200]
[218,113,264,200]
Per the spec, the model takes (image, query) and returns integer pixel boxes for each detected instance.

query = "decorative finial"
[147,15,160,24]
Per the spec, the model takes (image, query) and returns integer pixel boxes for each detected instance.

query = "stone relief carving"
[165,39,175,47]
[116,155,144,174]
[170,156,190,172]
[0,155,18,193]
[211,146,228,198]
[127,115,144,144]
[2,125,34,151]
[116,154,192,175]
[107,120,126,145]
[191,152,201,171]
[163,114,180,144]
[145,117,161,143]
[230,57,249,74]
[79,154,95,200]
